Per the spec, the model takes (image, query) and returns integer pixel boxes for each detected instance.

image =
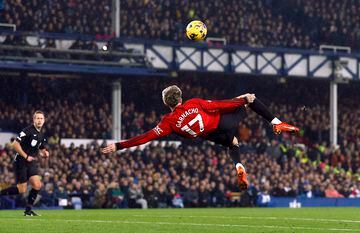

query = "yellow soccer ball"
[186,20,207,41]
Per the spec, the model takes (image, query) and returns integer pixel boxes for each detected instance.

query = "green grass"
[0,208,359,233]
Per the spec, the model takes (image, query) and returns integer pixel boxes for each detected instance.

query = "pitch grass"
[0,208,359,233]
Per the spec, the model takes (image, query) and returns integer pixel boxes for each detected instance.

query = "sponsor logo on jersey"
[154,126,163,135]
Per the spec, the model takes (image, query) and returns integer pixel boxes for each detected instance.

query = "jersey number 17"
[181,114,204,137]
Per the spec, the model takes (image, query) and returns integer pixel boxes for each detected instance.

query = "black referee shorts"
[204,107,246,147]
[14,156,39,184]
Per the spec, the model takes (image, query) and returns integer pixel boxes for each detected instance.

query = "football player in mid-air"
[101,85,299,190]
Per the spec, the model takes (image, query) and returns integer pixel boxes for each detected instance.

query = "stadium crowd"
[0,76,359,209]
[2,0,360,50]
[0,76,112,139]
[2,0,112,35]
[0,137,359,209]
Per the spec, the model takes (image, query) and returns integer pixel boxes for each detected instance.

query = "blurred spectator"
[170,187,184,208]
[302,184,313,198]
[211,183,227,207]
[106,181,125,208]
[128,183,148,209]
[144,185,157,208]
[40,183,55,207]
[155,185,169,208]
[257,183,271,207]
[93,183,107,208]
[55,186,69,207]
[184,184,199,207]
[325,184,344,198]
[349,186,360,198]
[198,184,211,207]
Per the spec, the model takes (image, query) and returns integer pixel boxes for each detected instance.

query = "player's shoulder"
[160,112,173,122]
[21,125,35,134]
[17,125,34,141]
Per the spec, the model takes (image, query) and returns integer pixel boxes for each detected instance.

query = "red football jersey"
[119,97,247,149]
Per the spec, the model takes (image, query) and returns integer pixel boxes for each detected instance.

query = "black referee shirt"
[15,125,47,159]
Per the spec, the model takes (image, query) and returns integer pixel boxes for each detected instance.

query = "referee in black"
[0,110,49,216]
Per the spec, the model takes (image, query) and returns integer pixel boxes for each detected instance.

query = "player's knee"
[17,183,27,194]
[29,176,42,190]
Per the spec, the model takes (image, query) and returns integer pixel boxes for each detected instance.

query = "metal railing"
[0,30,359,78]
[0,44,147,67]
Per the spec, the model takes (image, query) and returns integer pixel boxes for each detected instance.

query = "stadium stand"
[2,0,360,50]
[0,76,112,139]
[0,75,359,208]
[0,138,359,209]
[2,0,112,35]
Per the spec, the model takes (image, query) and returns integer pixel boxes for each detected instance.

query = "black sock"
[27,189,39,210]
[229,144,241,165]
[249,98,276,123]
[25,205,32,212]
[0,185,19,196]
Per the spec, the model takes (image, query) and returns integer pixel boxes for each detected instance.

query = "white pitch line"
[0,218,359,232]
[126,214,360,224]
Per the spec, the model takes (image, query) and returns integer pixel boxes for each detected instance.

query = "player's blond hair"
[162,85,182,108]
[33,110,45,118]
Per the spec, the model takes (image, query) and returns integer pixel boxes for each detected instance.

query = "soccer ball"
[186,20,207,41]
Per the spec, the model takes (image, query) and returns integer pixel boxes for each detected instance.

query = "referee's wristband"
[25,155,29,160]
[115,142,123,151]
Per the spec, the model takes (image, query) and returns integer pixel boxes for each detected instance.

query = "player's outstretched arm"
[101,120,172,154]
[101,130,169,154]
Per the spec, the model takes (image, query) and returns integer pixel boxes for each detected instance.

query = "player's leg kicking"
[248,97,299,134]
[229,136,249,190]
[206,96,299,191]
[204,108,250,190]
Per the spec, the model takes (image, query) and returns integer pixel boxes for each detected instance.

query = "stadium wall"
[269,197,360,208]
